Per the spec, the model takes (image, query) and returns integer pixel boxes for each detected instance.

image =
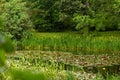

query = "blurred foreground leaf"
[0,34,15,54]
[0,50,6,67]
[3,37,15,53]
[11,69,47,80]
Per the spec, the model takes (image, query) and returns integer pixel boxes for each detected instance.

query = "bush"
[73,0,120,33]
[0,0,33,40]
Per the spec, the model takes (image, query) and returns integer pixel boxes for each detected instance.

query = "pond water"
[7,51,120,75]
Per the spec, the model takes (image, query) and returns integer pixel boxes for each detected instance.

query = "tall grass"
[18,31,120,55]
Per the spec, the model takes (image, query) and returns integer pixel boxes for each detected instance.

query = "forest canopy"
[0,0,120,38]
[26,0,120,32]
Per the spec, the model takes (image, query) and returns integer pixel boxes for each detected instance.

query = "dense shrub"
[73,0,120,33]
[0,0,33,40]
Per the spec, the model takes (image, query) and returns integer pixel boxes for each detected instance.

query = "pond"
[8,51,120,77]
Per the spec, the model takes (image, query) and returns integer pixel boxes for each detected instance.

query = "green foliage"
[0,50,6,67]
[18,32,120,55]
[0,34,14,67]
[73,14,93,34]
[0,0,33,40]
[74,0,120,33]
[0,34,15,53]
[27,0,56,31]
[0,16,14,66]
[0,17,3,30]
[11,69,47,80]
[27,0,83,32]
[2,37,15,53]
[27,0,120,32]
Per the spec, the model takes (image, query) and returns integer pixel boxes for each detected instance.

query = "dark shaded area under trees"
[27,0,120,32]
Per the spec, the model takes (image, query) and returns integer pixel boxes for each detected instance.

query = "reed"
[19,31,120,55]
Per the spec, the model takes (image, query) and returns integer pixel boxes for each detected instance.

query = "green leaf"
[11,69,47,80]
[3,37,15,53]
[0,49,6,67]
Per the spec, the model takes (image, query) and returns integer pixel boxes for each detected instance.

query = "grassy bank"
[3,52,120,80]
[0,52,120,80]
[18,31,120,55]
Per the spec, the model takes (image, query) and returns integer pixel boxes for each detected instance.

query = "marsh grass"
[18,31,120,55]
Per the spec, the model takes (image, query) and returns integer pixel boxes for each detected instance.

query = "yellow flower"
[102,67,106,70]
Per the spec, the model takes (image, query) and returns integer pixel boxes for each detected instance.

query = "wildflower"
[102,67,106,70]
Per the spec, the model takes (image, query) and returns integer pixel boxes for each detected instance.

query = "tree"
[26,0,120,32]
[0,0,33,40]
[73,0,120,33]
[27,0,83,32]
